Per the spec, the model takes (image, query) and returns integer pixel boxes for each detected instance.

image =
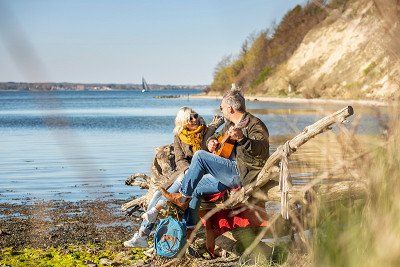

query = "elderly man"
[161,90,269,229]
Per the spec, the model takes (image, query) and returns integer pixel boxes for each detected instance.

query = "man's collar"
[225,111,249,125]
[239,112,249,123]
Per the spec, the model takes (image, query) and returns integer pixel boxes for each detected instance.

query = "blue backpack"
[154,216,187,258]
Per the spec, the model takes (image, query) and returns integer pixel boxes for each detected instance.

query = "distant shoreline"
[191,93,389,107]
[0,88,204,92]
[0,82,207,91]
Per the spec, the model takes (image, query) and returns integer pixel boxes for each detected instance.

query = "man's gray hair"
[222,90,246,112]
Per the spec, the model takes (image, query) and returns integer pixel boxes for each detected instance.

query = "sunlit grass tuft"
[311,103,400,267]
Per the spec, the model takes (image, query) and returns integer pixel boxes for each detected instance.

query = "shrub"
[250,66,273,88]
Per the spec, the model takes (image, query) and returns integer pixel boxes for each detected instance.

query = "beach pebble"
[85,260,97,267]
[135,260,147,266]
[114,251,129,262]
[0,229,10,236]
[99,258,113,266]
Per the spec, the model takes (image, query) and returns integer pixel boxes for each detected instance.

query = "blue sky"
[0,0,305,84]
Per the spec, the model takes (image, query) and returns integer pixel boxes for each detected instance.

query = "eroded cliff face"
[258,0,400,100]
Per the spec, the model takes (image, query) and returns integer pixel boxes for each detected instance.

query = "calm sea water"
[0,90,387,204]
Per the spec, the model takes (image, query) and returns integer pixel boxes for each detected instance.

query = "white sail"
[142,77,150,92]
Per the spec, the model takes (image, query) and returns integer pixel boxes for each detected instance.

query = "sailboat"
[141,77,150,92]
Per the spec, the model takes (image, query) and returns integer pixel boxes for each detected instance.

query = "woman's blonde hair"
[173,107,203,135]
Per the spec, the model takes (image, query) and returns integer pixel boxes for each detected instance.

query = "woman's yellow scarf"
[179,125,205,152]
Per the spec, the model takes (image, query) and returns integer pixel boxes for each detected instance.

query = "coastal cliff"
[209,0,400,100]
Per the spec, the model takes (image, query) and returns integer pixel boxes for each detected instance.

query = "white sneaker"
[141,207,158,223]
[123,232,148,248]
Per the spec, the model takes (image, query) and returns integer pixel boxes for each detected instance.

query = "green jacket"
[210,112,270,186]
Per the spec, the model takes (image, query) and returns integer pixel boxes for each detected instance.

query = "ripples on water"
[0,90,388,203]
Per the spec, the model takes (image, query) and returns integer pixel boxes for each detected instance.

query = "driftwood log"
[245,106,355,194]
[122,106,364,214]
[217,106,357,209]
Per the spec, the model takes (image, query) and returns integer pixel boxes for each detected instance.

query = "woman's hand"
[207,139,219,153]
[208,115,224,128]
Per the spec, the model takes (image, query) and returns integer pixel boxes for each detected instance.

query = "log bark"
[266,180,367,205]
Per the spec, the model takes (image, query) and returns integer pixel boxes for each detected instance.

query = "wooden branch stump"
[121,144,180,211]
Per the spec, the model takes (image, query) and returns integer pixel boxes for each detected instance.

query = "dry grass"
[231,107,399,267]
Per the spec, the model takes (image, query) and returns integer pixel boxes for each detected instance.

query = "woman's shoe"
[123,232,148,248]
[160,188,190,211]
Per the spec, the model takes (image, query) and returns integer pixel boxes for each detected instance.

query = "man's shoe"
[160,188,190,211]
[123,232,148,248]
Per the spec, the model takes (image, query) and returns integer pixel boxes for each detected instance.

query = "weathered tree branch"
[125,173,151,189]
[121,195,148,211]
[266,180,367,204]
[241,106,354,199]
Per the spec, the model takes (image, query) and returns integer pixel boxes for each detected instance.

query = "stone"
[99,258,113,266]
[84,260,97,267]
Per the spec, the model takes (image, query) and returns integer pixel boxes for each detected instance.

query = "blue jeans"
[139,175,182,236]
[180,150,241,228]
[184,174,231,228]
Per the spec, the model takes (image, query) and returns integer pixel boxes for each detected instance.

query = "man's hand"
[228,127,244,141]
[207,139,219,153]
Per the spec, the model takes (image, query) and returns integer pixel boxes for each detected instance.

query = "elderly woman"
[124,106,223,248]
